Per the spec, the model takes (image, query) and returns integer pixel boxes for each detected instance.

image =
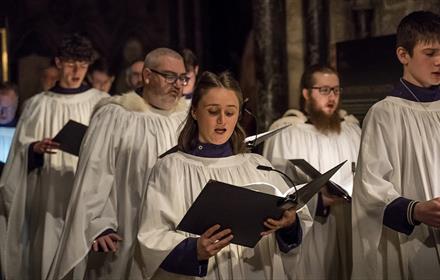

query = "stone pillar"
[253,0,288,131]
[302,0,329,66]
[351,0,374,39]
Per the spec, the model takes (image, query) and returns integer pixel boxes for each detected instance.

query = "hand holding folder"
[177,161,345,247]
[52,120,88,156]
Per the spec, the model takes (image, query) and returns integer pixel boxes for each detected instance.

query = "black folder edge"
[289,159,351,202]
[176,161,345,248]
[244,123,291,146]
[52,120,88,156]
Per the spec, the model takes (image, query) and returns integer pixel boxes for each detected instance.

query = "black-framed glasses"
[311,86,342,96]
[150,69,190,86]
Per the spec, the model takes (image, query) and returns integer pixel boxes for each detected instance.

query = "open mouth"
[215,128,227,134]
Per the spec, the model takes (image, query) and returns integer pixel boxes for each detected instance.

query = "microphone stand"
[256,165,298,203]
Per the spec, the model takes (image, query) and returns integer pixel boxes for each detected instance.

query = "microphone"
[257,165,298,203]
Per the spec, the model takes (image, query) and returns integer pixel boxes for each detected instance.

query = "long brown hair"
[178,71,247,154]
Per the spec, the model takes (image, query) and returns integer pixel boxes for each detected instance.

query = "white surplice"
[352,96,440,280]
[48,92,187,280]
[138,151,313,280]
[0,88,108,280]
[263,109,361,280]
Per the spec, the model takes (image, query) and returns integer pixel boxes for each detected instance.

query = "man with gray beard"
[48,48,189,280]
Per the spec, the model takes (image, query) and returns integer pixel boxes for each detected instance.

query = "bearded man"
[263,65,361,280]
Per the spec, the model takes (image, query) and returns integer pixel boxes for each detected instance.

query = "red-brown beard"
[306,97,341,135]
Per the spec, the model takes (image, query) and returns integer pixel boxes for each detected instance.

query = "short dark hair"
[56,34,95,62]
[396,11,440,56]
[178,71,247,155]
[181,48,199,72]
[299,65,339,111]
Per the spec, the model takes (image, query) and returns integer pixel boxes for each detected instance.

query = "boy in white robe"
[352,11,440,280]
[263,65,361,280]
[138,71,313,280]
[0,34,108,280]
[48,48,189,280]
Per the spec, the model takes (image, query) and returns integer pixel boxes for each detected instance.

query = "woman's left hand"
[261,207,297,236]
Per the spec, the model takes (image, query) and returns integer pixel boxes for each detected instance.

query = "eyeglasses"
[150,69,190,86]
[311,86,342,96]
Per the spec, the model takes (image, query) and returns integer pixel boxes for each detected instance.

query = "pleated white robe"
[352,96,440,280]
[138,151,313,280]
[48,92,188,280]
[263,110,361,280]
[0,88,108,280]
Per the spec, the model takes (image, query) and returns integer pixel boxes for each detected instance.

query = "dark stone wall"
[0,0,253,101]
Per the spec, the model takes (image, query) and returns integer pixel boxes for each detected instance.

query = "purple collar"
[390,79,440,102]
[187,141,233,158]
[49,82,91,94]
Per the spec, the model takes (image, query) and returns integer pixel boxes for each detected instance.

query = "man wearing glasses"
[48,48,188,280]
[263,65,361,280]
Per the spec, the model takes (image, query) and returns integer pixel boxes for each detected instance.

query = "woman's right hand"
[197,224,233,261]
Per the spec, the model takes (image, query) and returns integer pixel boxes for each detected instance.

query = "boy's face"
[397,41,440,87]
[55,57,90,89]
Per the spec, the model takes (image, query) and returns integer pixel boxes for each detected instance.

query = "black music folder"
[53,120,88,156]
[289,159,351,202]
[176,161,345,248]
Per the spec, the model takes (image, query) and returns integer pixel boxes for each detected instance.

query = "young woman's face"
[192,87,240,145]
